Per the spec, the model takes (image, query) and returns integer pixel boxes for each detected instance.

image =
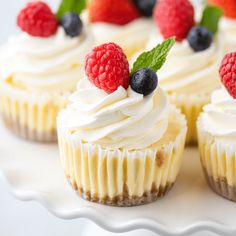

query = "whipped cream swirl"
[202,89,236,138]
[146,29,224,94]
[0,27,94,93]
[58,78,170,150]
[91,18,153,50]
[220,17,236,52]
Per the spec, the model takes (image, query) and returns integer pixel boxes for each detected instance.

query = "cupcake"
[57,39,187,206]
[88,0,155,59]
[0,1,94,142]
[208,0,236,52]
[145,0,225,144]
[198,52,236,201]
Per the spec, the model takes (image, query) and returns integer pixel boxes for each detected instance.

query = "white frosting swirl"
[58,78,170,150]
[91,18,153,51]
[0,27,94,93]
[220,17,236,52]
[202,89,236,138]
[146,28,224,94]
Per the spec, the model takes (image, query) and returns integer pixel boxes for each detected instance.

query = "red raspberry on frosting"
[219,52,236,99]
[208,0,236,19]
[85,43,130,94]
[154,0,195,42]
[17,1,58,37]
[88,0,141,25]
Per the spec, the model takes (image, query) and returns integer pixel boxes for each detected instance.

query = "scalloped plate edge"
[1,170,236,236]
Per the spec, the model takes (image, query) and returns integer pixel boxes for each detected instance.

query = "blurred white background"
[0,0,220,235]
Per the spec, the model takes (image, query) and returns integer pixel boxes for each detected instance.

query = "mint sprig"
[131,38,175,75]
[56,0,86,19]
[200,5,223,35]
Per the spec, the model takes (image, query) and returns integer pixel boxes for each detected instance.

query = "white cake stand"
[0,121,236,236]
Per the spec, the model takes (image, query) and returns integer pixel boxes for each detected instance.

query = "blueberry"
[131,68,158,96]
[133,0,157,17]
[187,26,213,52]
[61,13,83,37]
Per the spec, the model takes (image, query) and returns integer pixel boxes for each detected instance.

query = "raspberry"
[154,0,194,42]
[219,52,236,99]
[208,0,236,19]
[88,0,141,25]
[17,1,58,37]
[85,43,130,94]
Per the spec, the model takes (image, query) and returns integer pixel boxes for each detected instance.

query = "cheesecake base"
[71,181,174,207]
[2,115,57,143]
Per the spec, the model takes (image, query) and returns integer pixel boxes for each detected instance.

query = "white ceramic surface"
[0,121,236,236]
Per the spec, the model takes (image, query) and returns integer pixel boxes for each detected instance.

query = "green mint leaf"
[131,38,175,75]
[200,5,223,35]
[56,0,86,19]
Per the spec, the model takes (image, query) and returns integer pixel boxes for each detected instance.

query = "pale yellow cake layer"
[169,92,210,145]
[198,116,236,187]
[58,107,187,200]
[0,82,67,141]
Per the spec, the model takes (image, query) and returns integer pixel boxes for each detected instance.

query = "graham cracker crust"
[70,180,174,207]
[203,169,236,202]
[2,115,57,143]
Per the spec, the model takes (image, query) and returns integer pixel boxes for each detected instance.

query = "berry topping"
[130,38,174,95]
[219,52,236,99]
[85,43,130,94]
[88,0,141,25]
[208,0,236,19]
[154,0,194,42]
[85,38,174,95]
[131,68,158,96]
[187,26,213,52]
[17,1,58,37]
[133,0,157,17]
[61,13,83,37]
